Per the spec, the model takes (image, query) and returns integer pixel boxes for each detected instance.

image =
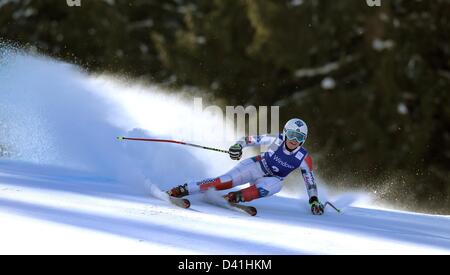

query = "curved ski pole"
[117,136,230,154]
[323,201,341,213]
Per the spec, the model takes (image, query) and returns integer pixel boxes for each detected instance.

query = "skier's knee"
[255,179,282,197]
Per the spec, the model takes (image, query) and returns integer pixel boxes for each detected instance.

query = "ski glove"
[229,143,243,160]
[309,196,324,215]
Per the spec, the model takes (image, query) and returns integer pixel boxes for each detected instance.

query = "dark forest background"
[1,0,449,213]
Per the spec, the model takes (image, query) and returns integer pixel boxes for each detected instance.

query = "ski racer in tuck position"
[167,118,325,215]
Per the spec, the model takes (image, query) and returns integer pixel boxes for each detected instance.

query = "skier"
[167,118,325,215]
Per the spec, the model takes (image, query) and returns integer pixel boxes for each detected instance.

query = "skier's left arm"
[300,154,324,215]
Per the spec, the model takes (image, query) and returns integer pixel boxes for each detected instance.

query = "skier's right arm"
[229,135,277,160]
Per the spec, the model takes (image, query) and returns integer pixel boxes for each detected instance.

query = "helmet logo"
[294,120,304,127]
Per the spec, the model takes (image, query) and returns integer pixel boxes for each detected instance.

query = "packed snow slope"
[0,49,449,254]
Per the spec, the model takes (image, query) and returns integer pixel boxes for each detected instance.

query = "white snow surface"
[1,49,450,255]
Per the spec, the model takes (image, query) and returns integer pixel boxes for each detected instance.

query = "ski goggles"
[285,130,306,143]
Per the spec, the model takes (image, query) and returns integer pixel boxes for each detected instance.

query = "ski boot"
[224,191,257,216]
[167,184,189,198]
[224,191,244,203]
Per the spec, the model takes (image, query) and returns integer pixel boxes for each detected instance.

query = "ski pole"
[324,201,341,213]
[116,136,230,154]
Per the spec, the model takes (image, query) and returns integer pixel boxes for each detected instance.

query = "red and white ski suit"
[185,134,318,202]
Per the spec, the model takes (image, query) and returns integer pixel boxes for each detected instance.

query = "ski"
[202,190,257,216]
[169,196,191,209]
[228,202,257,216]
[148,183,191,209]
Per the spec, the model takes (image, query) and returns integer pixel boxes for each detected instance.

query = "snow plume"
[0,47,235,193]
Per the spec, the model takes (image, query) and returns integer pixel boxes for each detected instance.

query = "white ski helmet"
[283,118,308,145]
